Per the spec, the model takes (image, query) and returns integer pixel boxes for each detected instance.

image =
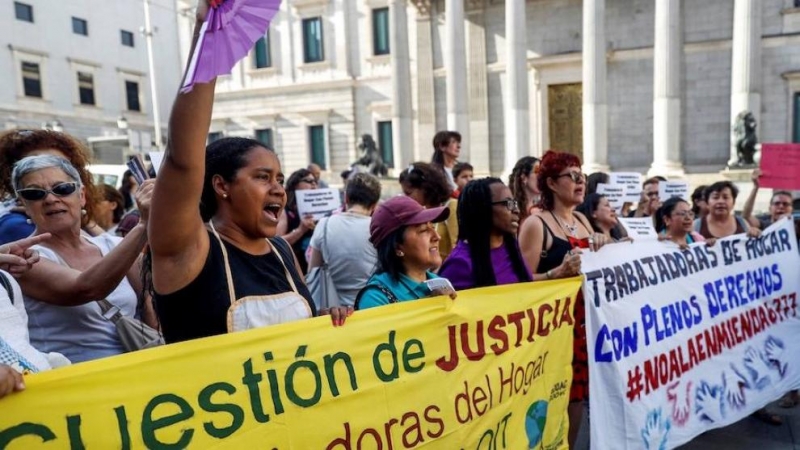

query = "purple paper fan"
[181,0,282,93]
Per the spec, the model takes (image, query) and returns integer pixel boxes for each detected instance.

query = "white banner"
[581,219,800,449]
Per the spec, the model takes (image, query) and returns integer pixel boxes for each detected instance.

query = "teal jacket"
[356,271,439,310]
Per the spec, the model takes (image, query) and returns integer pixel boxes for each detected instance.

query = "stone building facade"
[0,0,183,163]
[188,0,800,181]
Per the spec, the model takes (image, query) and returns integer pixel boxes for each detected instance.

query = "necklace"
[550,211,578,237]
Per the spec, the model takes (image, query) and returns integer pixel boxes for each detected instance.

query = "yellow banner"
[0,279,580,450]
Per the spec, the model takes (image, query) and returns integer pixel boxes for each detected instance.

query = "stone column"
[467,0,489,174]
[412,0,436,162]
[729,0,762,166]
[445,0,469,157]
[504,0,528,176]
[390,0,414,169]
[650,0,684,177]
[582,0,609,172]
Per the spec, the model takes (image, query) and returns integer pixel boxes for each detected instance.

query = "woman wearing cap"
[439,178,531,290]
[355,196,455,309]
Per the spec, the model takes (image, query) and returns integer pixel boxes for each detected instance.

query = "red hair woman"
[518,150,613,448]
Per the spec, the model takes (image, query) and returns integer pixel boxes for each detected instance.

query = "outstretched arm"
[149,5,214,294]
[742,169,760,228]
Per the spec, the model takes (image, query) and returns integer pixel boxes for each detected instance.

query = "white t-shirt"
[0,271,69,373]
[24,234,137,363]
[309,212,377,307]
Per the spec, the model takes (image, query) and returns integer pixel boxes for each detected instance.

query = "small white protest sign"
[596,183,625,212]
[609,172,642,203]
[658,181,690,202]
[617,217,658,240]
[296,188,342,221]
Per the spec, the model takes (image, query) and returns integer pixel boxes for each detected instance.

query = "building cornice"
[214,78,355,100]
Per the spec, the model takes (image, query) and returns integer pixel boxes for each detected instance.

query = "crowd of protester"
[0,8,798,446]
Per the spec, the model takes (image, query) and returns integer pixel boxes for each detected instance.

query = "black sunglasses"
[555,172,585,183]
[17,182,79,201]
[492,198,519,211]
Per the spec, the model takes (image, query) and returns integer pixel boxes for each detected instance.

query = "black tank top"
[154,230,315,343]
[535,214,591,273]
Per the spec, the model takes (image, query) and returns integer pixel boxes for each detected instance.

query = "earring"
[396,251,405,257]
[222,193,228,199]
[26,218,32,224]
[81,208,87,216]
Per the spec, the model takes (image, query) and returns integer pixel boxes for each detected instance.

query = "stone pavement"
[574,399,800,449]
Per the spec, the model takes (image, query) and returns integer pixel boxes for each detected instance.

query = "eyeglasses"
[300,178,318,185]
[555,172,585,184]
[492,198,519,211]
[772,201,791,207]
[16,182,79,201]
[672,210,695,219]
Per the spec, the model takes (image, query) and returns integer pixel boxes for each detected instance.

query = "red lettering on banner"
[636,299,794,401]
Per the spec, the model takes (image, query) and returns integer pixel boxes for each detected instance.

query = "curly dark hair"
[536,150,582,211]
[0,129,99,224]
[508,156,540,221]
[399,162,452,207]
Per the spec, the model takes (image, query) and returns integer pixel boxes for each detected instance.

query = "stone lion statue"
[732,111,758,166]
[352,134,388,177]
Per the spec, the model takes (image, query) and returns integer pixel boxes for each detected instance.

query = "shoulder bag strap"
[0,272,14,305]
[354,282,398,310]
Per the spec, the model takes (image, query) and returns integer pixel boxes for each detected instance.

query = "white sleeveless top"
[24,234,137,363]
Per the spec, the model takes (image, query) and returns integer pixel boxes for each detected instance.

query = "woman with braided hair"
[439,178,531,290]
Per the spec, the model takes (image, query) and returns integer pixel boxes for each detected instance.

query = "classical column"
[390,0,414,169]
[729,0,762,166]
[412,0,436,161]
[650,0,684,177]
[445,0,469,157]
[504,0,528,176]
[467,0,489,174]
[582,0,609,172]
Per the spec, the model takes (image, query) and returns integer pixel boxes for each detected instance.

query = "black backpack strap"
[354,282,398,310]
[0,272,14,305]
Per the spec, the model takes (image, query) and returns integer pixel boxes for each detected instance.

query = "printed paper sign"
[659,181,690,202]
[610,172,643,203]
[759,143,800,190]
[618,217,659,240]
[582,219,800,449]
[148,151,165,175]
[0,280,580,449]
[296,188,342,220]
[596,183,626,212]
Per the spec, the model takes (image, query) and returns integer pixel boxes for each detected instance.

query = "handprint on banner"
[724,369,748,410]
[743,346,776,390]
[666,381,692,426]
[763,336,787,378]
[641,408,671,450]
[695,381,725,423]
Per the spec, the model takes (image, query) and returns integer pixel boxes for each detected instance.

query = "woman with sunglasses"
[518,150,612,449]
[439,178,531,290]
[147,1,350,345]
[11,155,156,363]
[0,129,106,245]
[277,168,319,274]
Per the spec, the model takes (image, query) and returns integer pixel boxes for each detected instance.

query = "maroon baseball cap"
[369,196,450,247]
